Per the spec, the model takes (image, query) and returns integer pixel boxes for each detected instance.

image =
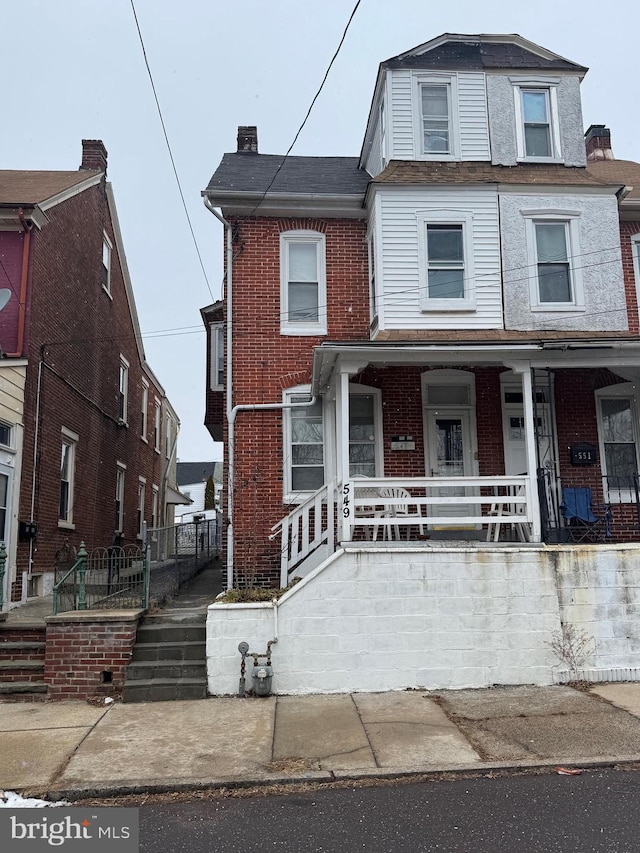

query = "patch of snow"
[0,791,70,808]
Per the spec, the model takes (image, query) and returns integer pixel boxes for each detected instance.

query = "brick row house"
[203,34,640,595]
[0,140,183,609]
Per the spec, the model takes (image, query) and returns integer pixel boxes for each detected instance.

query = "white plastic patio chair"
[376,487,427,540]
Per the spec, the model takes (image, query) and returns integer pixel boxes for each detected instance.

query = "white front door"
[425,410,474,522]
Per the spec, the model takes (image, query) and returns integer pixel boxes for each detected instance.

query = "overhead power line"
[130,0,215,302]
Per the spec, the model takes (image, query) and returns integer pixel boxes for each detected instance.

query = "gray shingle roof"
[176,461,221,487]
[204,153,370,197]
[384,39,586,72]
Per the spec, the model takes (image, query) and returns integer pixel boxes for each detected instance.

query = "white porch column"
[337,369,351,540]
[515,362,542,542]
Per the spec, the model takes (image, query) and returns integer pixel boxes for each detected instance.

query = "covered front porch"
[272,338,640,586]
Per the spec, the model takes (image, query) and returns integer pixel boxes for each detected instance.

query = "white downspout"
[203,197,316,589]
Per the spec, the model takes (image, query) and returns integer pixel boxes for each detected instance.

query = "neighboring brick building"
[0,140,182,606]
[203,34,640,590]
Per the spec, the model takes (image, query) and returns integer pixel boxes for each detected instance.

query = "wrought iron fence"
[53,542,148,615]
[538,470,640,544]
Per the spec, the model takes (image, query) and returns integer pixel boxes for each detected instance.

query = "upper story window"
[141,379,149,441]
[153,399,161,452]
[118,356,129,424]
[417,212,475,312]
[210,323,224,390]
[522,211,584,311]
[413,74,459,160]
[115,463,126,534]
[631,234,640,313]
[102,232,112,295]
[280,231,327,335]
[513,79,561,162]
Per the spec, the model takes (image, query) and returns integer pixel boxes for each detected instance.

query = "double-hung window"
[413,74,458,160]
[513,80,561,161]
[631,235,640,311]
[418,212,475,311]
[153,399,161,452]
[210,323,224,390]
[137,477,146,538]
[349,388,381,479]
[522,211,584,311]
[535,222,571,303]
[115,463,126,534]
[102,233,112,295]
[59,428,78,527]
[141,379,148,441]
[280,232,327,335]
[421,83,451,155]
[284,390,324,500]
[118,356,129,424]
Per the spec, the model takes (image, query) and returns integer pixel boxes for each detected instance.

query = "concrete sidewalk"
[1,684,640,799]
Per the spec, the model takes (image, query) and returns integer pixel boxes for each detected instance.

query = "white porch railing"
[341,476,534,542]
[270,475,536,585]
[270,481,335,587]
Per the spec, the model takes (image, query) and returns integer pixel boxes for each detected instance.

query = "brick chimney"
[585,125,613,161]
[237,126,258,153]
[80,139,108,173]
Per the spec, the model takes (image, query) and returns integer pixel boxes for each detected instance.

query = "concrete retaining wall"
[207,544,640,695]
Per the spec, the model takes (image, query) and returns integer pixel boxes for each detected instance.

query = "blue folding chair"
[560,487,612,542]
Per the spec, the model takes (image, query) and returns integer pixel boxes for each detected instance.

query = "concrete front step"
[131,640,206,662]
[122,678,208,703]
[0,660,45,682]
[0,681,48,701]
[123,615,207,702]
[125,661,206,681]
[135,623,206,644]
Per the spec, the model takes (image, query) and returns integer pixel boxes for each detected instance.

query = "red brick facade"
[1,163,176,601]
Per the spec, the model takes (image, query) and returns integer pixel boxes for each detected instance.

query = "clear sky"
[3,0,639,461]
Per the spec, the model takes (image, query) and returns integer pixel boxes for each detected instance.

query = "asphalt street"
[135,768,640,853]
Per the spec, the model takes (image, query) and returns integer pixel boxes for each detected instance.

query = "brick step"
[0,641,46,662]
[122,678,208,703]
[131,641,206,663]
[126,660,206,681]
[0,681,48,701]
[0,660,45,683]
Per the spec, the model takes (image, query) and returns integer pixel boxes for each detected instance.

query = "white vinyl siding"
[457,72,490,160]
[387,69,488,161]
[374,187,502,330]
[364,99,385,177]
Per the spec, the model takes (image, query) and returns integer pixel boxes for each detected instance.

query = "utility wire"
[130,0,215,302]
[247,0,363,218]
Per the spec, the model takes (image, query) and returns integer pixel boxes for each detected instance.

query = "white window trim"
[0,419,13,450]
[280,231,327,336]
[412,72,460,161]
[631,234,640,317]
[118,355,129,425]
[59,427,79,529]
[595,383,640,503]
[521,210,585,312]
[417,210,476,312]
[210,322,224,391]
[141,379,149,442]
[151,484,159,530]
[115,462,126,535]
[512,77,562,163]
[153,398,161,453]
[283,386,325,503]
[137,476,146,539]
[102,232,112,297]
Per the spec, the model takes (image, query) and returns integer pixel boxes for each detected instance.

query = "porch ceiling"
[311,339,640,393]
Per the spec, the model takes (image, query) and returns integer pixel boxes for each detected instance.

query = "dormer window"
[513,78,561,162]
[413,73,459,160]
[421,83,451,154]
